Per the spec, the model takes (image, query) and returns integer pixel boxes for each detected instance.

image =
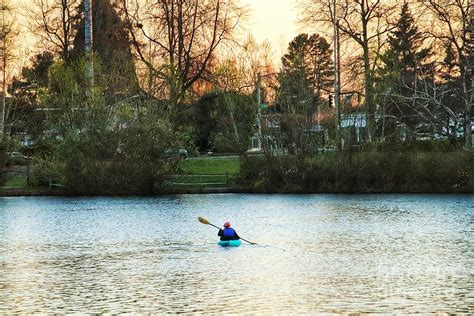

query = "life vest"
[223,227,236,238]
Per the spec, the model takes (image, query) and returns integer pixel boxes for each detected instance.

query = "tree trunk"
[333,15,341,150]
[462,65,471,148]
[362,15,373,142]
[85,0,94,87]
[467,4,473,148]
[0,3,5,139]
[224,93,240,144]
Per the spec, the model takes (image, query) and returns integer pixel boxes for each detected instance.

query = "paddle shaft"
[238,237,255,245]
[204,219,256,245]
[207,222,221,230]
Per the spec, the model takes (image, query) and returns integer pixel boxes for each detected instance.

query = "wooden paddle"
[198,217,257,245]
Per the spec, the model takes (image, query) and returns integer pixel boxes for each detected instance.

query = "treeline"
[0,0,472,193]
[237,1,474,193]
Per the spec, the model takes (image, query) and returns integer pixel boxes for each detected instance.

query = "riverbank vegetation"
[241,149,474,193]
[0,0,472,194]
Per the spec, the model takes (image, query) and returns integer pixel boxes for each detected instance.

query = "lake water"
[0,194,472,313]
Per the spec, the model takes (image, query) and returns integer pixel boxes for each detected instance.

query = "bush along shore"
[240,150,474,194]
[1,150,473,195]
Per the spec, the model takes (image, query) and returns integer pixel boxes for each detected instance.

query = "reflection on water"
[0,195,472,313]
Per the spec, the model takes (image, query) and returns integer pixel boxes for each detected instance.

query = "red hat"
[223,222,231,228]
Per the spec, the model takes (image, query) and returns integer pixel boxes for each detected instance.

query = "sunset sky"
[7,0,314,78]
[16,0,302,61]
[241,0,301,56]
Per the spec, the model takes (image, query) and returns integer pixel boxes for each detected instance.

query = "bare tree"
[28,0,80,61]
[381,69,461,140]
[299,0,397,141]
[121,0,246,113]
[211,36,275,94]
[421,0,472,148]
[208,36,276,149]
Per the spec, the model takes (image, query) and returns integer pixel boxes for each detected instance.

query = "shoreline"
[0,187,472,197]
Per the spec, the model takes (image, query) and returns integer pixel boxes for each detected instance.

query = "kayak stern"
[218,240,242,247]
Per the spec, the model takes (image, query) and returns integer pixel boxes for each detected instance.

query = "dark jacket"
[218,227,240,241]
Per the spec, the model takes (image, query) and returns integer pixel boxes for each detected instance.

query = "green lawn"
[3,176,27,188]
[180,157,241,175]
[173,156,241,187]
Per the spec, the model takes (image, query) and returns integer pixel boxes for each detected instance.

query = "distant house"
[19,134,35,147]
[252,104,474,150]
[340,112,367,144]
[248,114,282,153]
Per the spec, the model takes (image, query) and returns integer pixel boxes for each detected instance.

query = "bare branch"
[122,0,246,108]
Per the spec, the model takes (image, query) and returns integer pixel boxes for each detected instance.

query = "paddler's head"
[223,222,231,228]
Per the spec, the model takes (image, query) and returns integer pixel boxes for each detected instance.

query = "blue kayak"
[218,240,241,247]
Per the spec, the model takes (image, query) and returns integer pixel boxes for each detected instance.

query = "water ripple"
[0,194,472,313]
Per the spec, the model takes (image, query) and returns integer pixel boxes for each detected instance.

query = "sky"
[17,0,301,50]
[241,0,301,56]
[13,0,302,70]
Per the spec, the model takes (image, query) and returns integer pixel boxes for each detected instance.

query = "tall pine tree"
[377,2,432,136]
[276,33,333,156]
[278,33,333,117]
[71,0,139,99]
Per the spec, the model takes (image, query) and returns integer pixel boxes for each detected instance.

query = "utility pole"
[0,0,7,139]
[256,73,262,152]
[469,2,474,148]
[85,0,94,86]
[333,0,341,150]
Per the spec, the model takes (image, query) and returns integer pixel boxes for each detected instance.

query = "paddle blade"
[198,217,210,225]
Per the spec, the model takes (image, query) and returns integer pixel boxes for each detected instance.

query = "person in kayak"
[218,222,240,241]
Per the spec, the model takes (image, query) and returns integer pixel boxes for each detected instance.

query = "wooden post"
[26,160,30,186]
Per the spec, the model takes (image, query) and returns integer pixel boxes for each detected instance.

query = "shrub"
[30,159,64,187]
[239,150,474,193]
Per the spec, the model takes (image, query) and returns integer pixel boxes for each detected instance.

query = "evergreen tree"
[385,2,431,85]
[377,2,432,137]
[275,33,333,155]
[71,0,139,99]
[7,53,55,139]
[278,33,333,117]
[21,52,55,88]
[194,91,257,153]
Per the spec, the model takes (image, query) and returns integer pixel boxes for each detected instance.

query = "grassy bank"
[168,156,241,189]
[0,176,63,196]
[181,156,240,175]
[0,156,243,195]
[3,177,27,188]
